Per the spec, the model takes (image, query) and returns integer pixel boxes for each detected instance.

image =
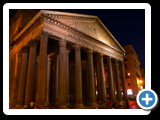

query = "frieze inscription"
[68,33,105,53]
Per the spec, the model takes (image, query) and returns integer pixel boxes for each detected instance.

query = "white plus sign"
[142,93,153,105]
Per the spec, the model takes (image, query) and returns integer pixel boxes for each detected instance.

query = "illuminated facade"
[123,45,143,98]
[9,10,128,109]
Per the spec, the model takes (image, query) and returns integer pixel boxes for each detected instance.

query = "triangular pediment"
[43,10,125,53]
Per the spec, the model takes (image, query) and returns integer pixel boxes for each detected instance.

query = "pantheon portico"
[9,10,128,109]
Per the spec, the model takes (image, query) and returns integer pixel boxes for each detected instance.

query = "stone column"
[114,59,122,102]
[9,54,16,102]
[106,56,115,101]
[24,41,37,107]
[9,54,12,83]
[86,50,97,107]
[17,47,28,108]
[33,57,38,101]
[46,57,51,106]
[35,32,48,108]
[10,51,22,106]
[66,50,69,106]
[58,40,68,108]
[96,53,106,105]
[73,45,83,108]
[52,55,59,107]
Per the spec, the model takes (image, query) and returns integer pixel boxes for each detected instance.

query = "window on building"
[125,73,131,79]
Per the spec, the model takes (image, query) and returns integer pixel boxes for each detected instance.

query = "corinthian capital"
[41,31,50,40]
[59,40,67,47]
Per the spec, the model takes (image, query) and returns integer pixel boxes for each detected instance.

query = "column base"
[72,103,84,109]
[15,104,25,109]
[58,105,68,109]
[34,101,49,109]
[114,100,125,109]
[87,102,98,109]
[34,104,47,109]
[97,103,108,109]
[9,105,17,109]
[119,102,125,109]
[98,100,106,105]
[9,102,17,109]
[23,102,36,109]
[10,101,17,107]
[51,102,59,109]
[124,99,130,109]
[34,106,46,109]
[44,102,50,108]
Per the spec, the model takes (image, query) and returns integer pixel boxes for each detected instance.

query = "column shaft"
[52,55,59,107]
[35,33,48,108]
[33,57,38,101]
[17,47,28,107]
[9,54,16,101]
[107,57,115,101]
[115,60,122,102]
[24,41,37,107]
[86,50,97,107]
[58,41,68,108]
[10,51,22,106]
[74,45,83,107]
[46,57,51,106]
[66,50,69,106]
[96,53,106,105]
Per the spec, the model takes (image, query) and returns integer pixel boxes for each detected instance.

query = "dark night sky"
[9,9,145,67]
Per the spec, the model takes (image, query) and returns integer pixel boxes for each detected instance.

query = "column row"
[10,32,127,108]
